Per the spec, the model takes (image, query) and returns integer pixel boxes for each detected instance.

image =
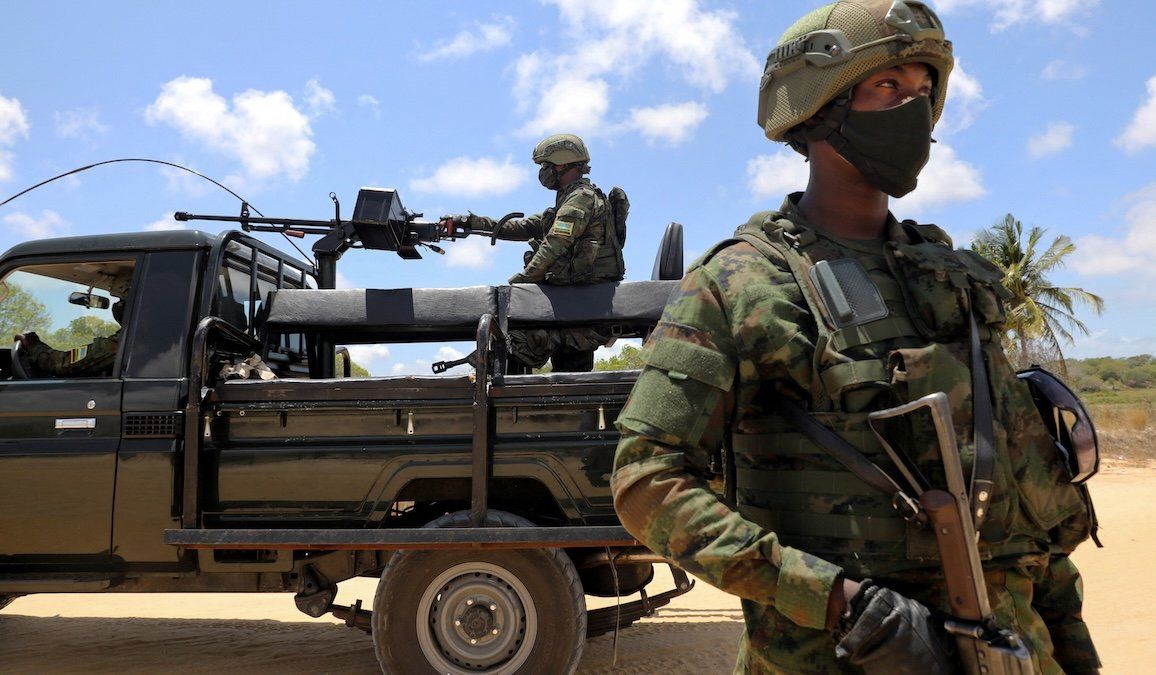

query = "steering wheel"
[10,337,32,379]
[492,212,525,246]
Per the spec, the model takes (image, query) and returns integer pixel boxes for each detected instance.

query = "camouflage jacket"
[479,178,621,284]
[26,331,120,377]
[612,195,1095,673]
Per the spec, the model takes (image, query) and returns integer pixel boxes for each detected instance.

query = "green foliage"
[336,353,371,378]
[1069,355,1156,393]
[44,315,120,351]
[971,214,1104,371]
[594,344,644,371]
[0,283,52,340]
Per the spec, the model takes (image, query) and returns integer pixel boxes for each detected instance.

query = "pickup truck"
[0,188,693,674]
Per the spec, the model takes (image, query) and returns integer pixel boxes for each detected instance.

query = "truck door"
[0,258,135,561]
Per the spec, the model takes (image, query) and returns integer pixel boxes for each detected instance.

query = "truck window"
[211,240,311,375]
[0,260,135,378]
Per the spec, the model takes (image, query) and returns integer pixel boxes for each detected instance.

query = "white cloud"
[517,76,610,139]
[3,210,67,239]
[1041,59,1087,81]
[143,212,183,231]
[418,16,515,61]
[935,0,1099,31]
[346,343,392,374]
[409,155,528,197]
[1027,122,1075,159]
[746,151,809,201]
[514,0,757,138]
[1072,183,1156,277]
[1115,76,1156,154]
[627,102,708,145]
[0,92,30,181]
[145,76,316,184]
[357,94,381,118]
[303,79,336,118]
[894,143,985,214]
[0,93,29,145]
[445,236,496,270]
[54,108,108,139]
[938,60,986,134]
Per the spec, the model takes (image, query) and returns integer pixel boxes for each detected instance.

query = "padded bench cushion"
[265,286,497,330]
[504,280,678,326]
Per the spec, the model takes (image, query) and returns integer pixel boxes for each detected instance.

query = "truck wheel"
[372,510,586,674]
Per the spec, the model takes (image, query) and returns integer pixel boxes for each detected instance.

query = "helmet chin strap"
[785,93,852,156]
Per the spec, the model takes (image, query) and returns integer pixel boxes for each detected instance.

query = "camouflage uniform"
[23,270,129,378]
[474,176,623,371]
[612,195,1099,673]
[26,332,120,377]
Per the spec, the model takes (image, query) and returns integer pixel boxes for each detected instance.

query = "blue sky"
[1,0,1153,374]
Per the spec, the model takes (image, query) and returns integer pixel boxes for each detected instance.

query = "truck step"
[0,573,113,592]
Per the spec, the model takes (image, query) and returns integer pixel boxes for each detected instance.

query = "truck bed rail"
[164,526,637,550]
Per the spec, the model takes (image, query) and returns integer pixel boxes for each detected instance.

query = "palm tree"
[971,214,1104,371]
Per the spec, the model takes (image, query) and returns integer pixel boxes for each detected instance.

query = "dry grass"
[1083,388,1156,462]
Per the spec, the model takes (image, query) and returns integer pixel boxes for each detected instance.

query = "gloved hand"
[834,581,956,674]
[14,332,41,349]
[508,272,531,284]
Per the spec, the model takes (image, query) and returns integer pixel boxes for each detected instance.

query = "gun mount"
[176,187,451,378]
[175,187,445,290]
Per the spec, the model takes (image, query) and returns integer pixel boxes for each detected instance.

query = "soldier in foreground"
[15,270,131,377]
[441,134,627,372]
[611,1,1099,673]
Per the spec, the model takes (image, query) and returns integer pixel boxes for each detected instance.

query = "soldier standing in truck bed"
[611,1,1099,673]
[442,134,629,372]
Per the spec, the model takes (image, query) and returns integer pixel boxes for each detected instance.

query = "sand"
[1,465,1151,674]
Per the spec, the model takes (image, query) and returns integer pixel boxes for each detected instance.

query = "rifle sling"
[968,295,996,532]
[766,389,921,522]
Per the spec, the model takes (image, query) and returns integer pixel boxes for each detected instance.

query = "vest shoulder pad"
[688,238,743,271]
[901,220,953,247]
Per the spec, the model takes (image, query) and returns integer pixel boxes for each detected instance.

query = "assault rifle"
[869,393,1034,675]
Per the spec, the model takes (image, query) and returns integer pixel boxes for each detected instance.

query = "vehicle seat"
[652,222,684,280]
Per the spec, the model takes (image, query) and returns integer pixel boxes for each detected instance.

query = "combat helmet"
[758,0,954,148]
[532,134,590,166]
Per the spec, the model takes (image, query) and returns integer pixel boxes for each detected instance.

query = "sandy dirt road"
[1,466,1149,674]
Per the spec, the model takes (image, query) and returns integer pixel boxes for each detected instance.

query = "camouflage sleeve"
[1033,555,1101,673]
[611,265,843,631]
[485,212,547,242]
[520,190,594,281]
[26,334,119,377]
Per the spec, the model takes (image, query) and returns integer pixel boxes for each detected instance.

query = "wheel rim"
[416,561,538,674]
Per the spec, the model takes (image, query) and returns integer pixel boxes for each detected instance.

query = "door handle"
[55,418,96,430]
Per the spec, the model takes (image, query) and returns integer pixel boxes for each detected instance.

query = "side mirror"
[68,291,110,309]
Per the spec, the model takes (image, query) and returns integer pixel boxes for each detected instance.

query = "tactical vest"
[722,211,1088,580]
[548,180,623,283]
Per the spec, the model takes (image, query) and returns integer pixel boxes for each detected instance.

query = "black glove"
[834,581,957,674]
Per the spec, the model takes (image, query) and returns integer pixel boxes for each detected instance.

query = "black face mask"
[538,164,561,190]
[830,96,934,198]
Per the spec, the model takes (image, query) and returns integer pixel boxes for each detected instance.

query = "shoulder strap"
[968,296,996,532]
